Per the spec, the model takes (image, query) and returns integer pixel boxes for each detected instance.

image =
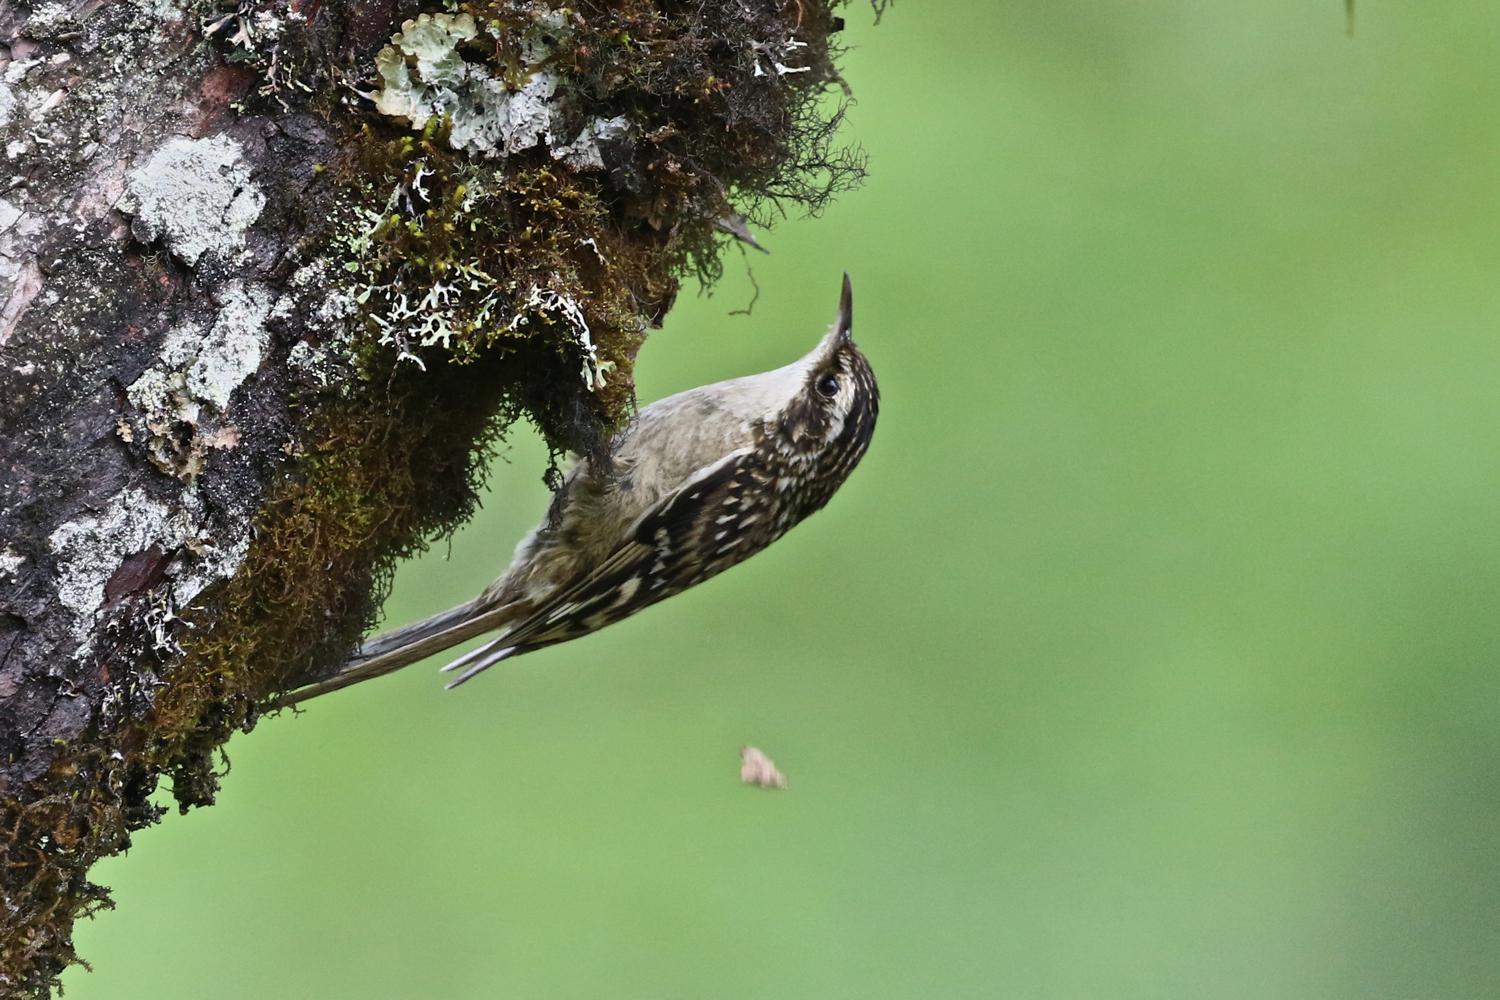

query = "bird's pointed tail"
[267,598,523,709]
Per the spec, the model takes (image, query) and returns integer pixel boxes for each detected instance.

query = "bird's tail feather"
[355,601,479,661]
[267,599,523,709]
[440,637,520,688]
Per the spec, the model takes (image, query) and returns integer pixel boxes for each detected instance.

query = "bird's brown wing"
[441,446,768,685]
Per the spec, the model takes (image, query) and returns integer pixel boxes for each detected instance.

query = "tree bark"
[0,0,862,991]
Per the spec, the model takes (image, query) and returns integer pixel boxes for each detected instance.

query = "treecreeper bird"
[273,274,878,708]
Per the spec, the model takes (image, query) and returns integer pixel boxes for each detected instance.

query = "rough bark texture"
[0,0,866,991]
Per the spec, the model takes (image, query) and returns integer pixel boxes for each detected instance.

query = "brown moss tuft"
[0,749,156,994]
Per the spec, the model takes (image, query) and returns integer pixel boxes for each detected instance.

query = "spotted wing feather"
[442,446,787,685]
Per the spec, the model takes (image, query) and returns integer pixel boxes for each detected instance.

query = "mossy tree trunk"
[0,0,866,992]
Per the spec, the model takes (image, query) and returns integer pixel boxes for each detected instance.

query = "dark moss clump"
[1,592,174,991]
[0,747,163,993]
[562,0,867,231]
[338,0,866,438]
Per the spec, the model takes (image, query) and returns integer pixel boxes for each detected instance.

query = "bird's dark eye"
[815,373,840,399]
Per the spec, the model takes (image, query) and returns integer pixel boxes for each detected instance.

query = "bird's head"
[774,273,880,463]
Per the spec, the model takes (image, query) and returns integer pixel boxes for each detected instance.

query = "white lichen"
[49,489,178,624]
[29,87,65,119]
[0,198,22,234]
[342,173,510,365]
[251,9,286,41]
[188,283,274,408]
[292,258,358,339]
[506,284,613,390]
[370,10,592,161]
[47,488,251,646]
[127,365,194,427]
[172,528,250,605]
[0,84,16,131]
[147,0,186,23]
[126,284,275,479]
[22,2,81,39]
[3,61,36,86]
[280,267,355,386]
[115,135,266,266]
[751,37,814,78]
[0,546,23,582]
[0,257,43,347]
[286,339,332,385]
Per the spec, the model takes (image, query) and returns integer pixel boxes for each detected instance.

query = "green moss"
[334,120,658,444]
[151,346,530,807]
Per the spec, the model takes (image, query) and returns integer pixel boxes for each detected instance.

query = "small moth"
[739,746,787,789]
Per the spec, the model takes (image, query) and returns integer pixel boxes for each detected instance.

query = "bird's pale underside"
[272,274,879,708]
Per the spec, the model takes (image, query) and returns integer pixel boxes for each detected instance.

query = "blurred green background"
[67,1,1500,997]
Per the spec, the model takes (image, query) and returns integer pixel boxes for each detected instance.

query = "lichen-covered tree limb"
[0,0,869,991]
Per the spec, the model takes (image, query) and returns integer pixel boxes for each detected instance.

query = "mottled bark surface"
[0,0,865,991]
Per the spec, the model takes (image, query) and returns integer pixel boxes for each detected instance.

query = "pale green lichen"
[370,10,569,160]
[114,135,266,267]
